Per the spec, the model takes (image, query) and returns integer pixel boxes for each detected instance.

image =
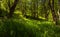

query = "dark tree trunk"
[8,0,19,18]
[49,0,58,25]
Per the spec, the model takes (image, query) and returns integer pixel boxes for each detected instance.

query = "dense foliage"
[0,0,60,37]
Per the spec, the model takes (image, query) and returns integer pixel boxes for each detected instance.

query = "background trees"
[0,0,60,37]
[0,0,60,24]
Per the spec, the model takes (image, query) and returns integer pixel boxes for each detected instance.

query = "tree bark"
[8,0,19,18]
[49,0,58,25]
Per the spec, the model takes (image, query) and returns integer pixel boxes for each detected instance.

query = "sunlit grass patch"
[39,16,45,19]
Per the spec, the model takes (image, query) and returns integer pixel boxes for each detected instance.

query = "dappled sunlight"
[39,16,45,19]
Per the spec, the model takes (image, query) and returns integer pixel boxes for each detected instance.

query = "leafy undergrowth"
[0,18,60,37]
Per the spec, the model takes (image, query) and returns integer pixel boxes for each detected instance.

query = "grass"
[0,17,60,37]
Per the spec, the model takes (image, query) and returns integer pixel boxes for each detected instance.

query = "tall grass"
[0,18,60,37]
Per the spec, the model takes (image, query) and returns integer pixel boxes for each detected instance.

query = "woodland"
[0,0,60,37]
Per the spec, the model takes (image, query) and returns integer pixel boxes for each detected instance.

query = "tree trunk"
[32,0,38,18]
[49,0,58,25]
[8,0,19,18]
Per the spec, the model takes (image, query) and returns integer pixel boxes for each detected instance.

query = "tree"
[31,0,38,18]
[42,0,49,20]
[49,0,58,25]
[8,0,19,18]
